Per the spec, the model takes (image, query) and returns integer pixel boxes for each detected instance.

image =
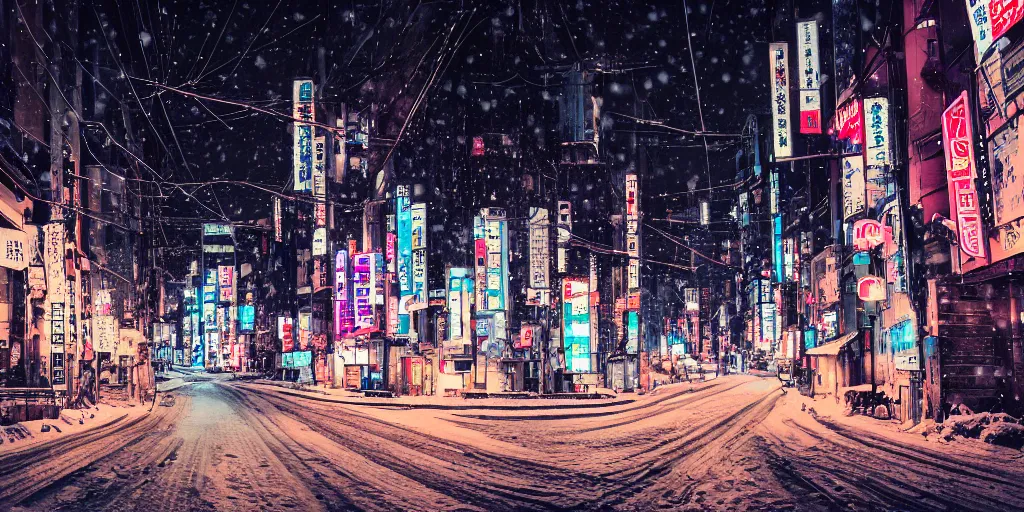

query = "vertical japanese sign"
[528,207,550,291]
[292,79,314,192]
[44,223,66,302]
[842,155,866,220]
[941,91,988,259]
[410,203,428,307]
[352,253,379,330]
[833,99,864,145]
[474,209,509,313]
[50,302,65,388]
[770,42,792,158]
[562,278,591,372]
[279,317,294,352]
[625,174,641,306]
[447,268,473,344]
[966,0,1024,58]
[273,196,282,242]
[218,265,234,303]
[313,135,327,200]
[556,201,572,273]
[334,250,351,337]
[864,97,890,210]
[864,98,890,168]
[626,311,639,355]
[312,227,327,256]
[796,21,822,134]
[395,185,412,335]
[0,228,28,270]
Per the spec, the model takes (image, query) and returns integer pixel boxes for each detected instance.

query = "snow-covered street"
[1,374,1021,511]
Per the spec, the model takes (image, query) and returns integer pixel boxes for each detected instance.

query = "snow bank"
[922,412,1024,450]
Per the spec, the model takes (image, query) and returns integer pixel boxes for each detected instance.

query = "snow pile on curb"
[916,413,1024,450]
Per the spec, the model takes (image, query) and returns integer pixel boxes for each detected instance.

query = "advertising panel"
[864,97,890,168]
[626,311,639,354]
[44,222,66,303]
[990,121,1024,226]
[941,91,988,259]
[562,278,591,372]
[334,250,351,337]
[760,302,777,348]
[50,302,66,388]
[528,207,550,289]
[853,219,885,251]
[517,324,536,349]
[966,0,1024,58]
[292,79,314,192]
[218,265,234,303]
[353,252,379,330]
[475,209,509,316]
[313,135,326,200]
[769,42,792,158]
[857,276,886,302]
[411,203,428,307]
[833,99,863,145]
[279,316,294,352]
[557,201,571,273]
[448,269,467,342]
[312,227,327,256]
[273,196,282,242]
[796,20,822,134]
[842,155,866,220]
[0,228,28,270]
[239,305,255,333]
[396,186,412,334]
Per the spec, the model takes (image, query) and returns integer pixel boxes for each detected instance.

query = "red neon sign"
[852,219,884,252]
[941,91,987,259]
[832,99,863,145]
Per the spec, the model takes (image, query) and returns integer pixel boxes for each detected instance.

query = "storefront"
[806,331,860,399]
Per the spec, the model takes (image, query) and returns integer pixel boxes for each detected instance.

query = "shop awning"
[805,331,859,356]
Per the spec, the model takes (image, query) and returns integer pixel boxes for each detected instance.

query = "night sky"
[91,0,773,270]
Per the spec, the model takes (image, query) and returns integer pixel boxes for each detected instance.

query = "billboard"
[411,202,428,307]
[395,186,412,334]
[841,155,866,220]
[353,253,381,330]
[313,135,326,200]
[312,227,327,256]
[273,197,282,242]
[626,173,641,304]
[218,265,234,303]
[528,207,550,289]
[941,91,987,260]
[474,209,509,313]
[563,278,591,372]
[293,79,314,192]
[335,250,352,337]
[769,42,792,158]
[447,268,473,343]
[279,317,294,352]
[239,305,255,333]
[796,21,822,134]
[966,0,1024,58]
[556,201,572,273]
[833,99,863,145]
[626,311,639,354]
[864,97,890,168]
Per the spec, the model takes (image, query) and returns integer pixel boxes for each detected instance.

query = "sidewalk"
[0,400,148,455]
[776,389,1024,458]
[236,379,641,410]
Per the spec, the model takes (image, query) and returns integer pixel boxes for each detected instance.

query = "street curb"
[0,412,130,460]
[236,383,637,411]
